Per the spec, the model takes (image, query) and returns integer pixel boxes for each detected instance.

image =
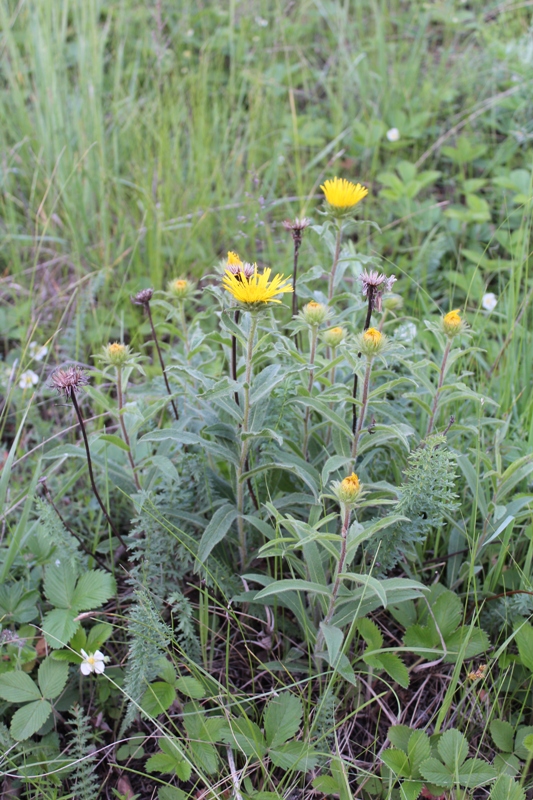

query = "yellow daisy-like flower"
[442,309,463,337]
[222,267,293,307]
[321,177,368,212]
[363,327,382,346]
[227,251,243,267]
[332,472,363,507]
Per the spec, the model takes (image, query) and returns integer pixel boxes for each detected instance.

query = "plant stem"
[302,325,319,460]
[327,223,343,303]
[351,357,373,461]
[236,313,259,570]
[426,339,451,438]
[291,233,302,318]
[146,301,179,421]
[232,309,240,407]
[41,481,113,573]
[117,368,141,491]
[70,392,127,548]
[315,505,352,653]
[352,286,375,435]
[179,300,190,357]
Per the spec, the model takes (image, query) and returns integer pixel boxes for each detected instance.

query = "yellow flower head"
[227,251,243,268]
[301,300,329,326]
[109,343,126,358]
[168,277,195,300]
[98,342,132,367]
[222,267,293,308]
[332,471,362,507]
[322,326,346,348]
[321,177,368,215]
[357,327,388,358]
[442,309,464,337]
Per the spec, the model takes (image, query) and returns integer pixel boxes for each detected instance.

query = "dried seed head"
[131,288,154,307]
[358,270,397,312]
[50,366,89,398]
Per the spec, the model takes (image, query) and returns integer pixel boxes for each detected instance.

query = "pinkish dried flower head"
[50,366,89,398]
[282,217,311,233]
[358,270,397,312]
[131,288,154,307]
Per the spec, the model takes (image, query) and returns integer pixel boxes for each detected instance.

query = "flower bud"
[322,326,346,348]
[102,342,131,367]
[167,277,195,300]
[382,293,404,312]
[441,309,465,338]
[301,301,329,326]
[332,472,362,507]
[358,327,387,358]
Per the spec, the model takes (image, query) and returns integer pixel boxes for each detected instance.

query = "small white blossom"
[386,128,400,142]
[29,342,48,361]
[19,370,39,390]
[395,322,417,343]
[80,649,107,676]
[482,292,497,311]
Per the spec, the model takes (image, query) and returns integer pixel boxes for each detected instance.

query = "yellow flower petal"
[321,177,368,209]
[222,267,293,305]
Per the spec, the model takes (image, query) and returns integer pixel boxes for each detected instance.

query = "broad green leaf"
[515,727,533,759]
[381,749,411,777]
[444,626,489,663]
[146,753,183,775]
[196,504,239,565]
[159,788,187,800]
[42,608,79,649]
[255,580,332,599]
[419,758,453,788]
[71,570,116,612]
[98,433,130,452]
[515,621,533,672]
[44,562,77,608]
[388,725,413,755]
[320,623,344,666]
[189,740,218,774]
[358,618,383,651]
[86,623,114,652]
[490,719,515,753]
[438,729,468,769]
[430,590,462,640]
[403,625,438,653]
[490,775,525,800]
[0,670,41,703]
[175,676,205,699]
[222,718,267,758]
[141,682,177,717]
[457,758,496,787]
[269,741,319,771]
[264,693,303,748]
[10,699,52,741]
[408,731,431,775]
[400,781,424,800]
[377,653,409,689]
[38,658,68,700]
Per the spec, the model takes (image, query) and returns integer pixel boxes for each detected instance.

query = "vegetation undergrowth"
[1,1,533,798]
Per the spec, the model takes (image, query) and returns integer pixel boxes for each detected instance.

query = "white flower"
[386,128,400,142]
[482,292,497,311]
[80,649,107,676]
[29,342,48,361]
[19,370,39,390]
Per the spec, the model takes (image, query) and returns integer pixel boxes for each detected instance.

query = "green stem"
[315,505,352,654]
[327,223,343,303]
[236,313,259,570]
[351,357,373,462]
[179,301,190,356]
[426,339,451,438]
[117,368,140,491]
[302,325,319,460]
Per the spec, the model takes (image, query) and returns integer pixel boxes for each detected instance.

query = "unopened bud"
[301,301,329,326]
[322,326,346,348]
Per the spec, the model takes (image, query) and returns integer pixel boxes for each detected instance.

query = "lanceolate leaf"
[196,504,239,566]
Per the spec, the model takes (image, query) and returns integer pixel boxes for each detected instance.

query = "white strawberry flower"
[80,649,107,675]
[482,292,497,311]
[19,370,39,390]
[29,342,49,361]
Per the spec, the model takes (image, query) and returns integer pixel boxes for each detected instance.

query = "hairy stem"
[236,313,259,570]
[146,302,179,421]
[179,300,190,357]
[315,505,352,654]
[351,357,373,462]
[70,392,127,548]
[327,223,343,303]
[291,234,302,318]
[302,325,319,460]
[117,368,141,491]
[426,339,451,438]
